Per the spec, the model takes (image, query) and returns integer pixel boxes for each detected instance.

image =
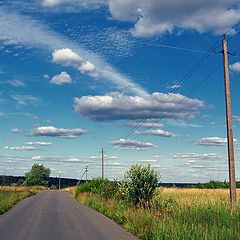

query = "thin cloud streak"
[0,7,147,96]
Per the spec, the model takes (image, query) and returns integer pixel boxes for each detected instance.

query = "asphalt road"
[0,191,138,240]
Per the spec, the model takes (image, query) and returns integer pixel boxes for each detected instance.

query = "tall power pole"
[222,34,237,210]
[85,166,88,181]
[58,171,61,190]
[100,148,105,179]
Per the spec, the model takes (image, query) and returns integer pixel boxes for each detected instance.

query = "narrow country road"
[0,191,138,240]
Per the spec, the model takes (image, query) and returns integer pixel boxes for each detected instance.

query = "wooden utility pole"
[222,34,237,210]
[85,166,88,181]
[101,148,105,179]
[58,171,61,190]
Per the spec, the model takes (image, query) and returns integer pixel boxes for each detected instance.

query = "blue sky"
[1,0,240,182]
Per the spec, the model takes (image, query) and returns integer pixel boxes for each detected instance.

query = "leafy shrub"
[75,178,118,199]
[117,164,160,206]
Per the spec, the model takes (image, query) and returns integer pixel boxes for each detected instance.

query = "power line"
[117,24,240,141]
[152,43,210,54]
[119,41,219,140]
[130,64,221,141]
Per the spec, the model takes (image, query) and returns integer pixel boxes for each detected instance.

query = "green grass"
[0,186,46,214]
[73,188,240,240]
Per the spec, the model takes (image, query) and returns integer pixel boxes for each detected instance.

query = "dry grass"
[73,187,240,240]
[0,186,47,214]
[161,188,240,207]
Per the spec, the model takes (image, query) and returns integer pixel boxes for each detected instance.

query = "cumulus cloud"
[52,49,98,78]
[111,138,156,150]
[52,48,81,66]
[50,71,72,85]
[109,0,240,36]
[230,62,240,73]
[197,137,238,146]
[135,129,177,138]
[79,61,97,77]
[74,92,204,121]
[4,146,39,151]
[31,155,45,161]
[126,119,164,128]
[11,128,20,133]
[30,126,87,139]
[26,141,52,146]
[0,8,147,96]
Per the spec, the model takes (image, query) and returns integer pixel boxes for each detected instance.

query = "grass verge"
[71,188,240,240]
[0,186,47,214]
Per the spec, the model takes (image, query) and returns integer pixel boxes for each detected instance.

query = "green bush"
[75,178,118,199]
[117,164,160,206]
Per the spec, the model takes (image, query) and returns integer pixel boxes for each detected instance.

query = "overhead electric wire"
[130,64,222,141]
[119,41,219,140]
[113,22,240,142]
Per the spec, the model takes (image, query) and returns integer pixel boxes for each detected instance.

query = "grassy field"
[0,186,47,214]
[72,188,240,240]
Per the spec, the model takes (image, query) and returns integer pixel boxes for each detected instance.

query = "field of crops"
[74,188,240,240]
[0,186,46,214]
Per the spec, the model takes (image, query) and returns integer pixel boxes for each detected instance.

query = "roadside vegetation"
[0,164,50,215]
[72,165,240,240]
[0,186,47,214]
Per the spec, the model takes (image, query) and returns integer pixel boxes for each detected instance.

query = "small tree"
[24,164,51,186]
[118,164,160,206]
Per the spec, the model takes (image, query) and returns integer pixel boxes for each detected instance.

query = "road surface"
[0,191,138,240]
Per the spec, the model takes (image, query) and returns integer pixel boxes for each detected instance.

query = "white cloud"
[42,0,61,7]
[139,159,157,163]
[43,74,50,79]
[31,155,45,161]
[50,71,72,85]
[79,61,97,77]
[0,8,147,96]
[173,153,220,160]
[197,137,238,146]
[109,0,240,36]
[26,141,52,146]
[11,95,39,106]
[9,80,25,87]
[167,83,182,90]
[233,115,240,122]
[74,92,204,121]
[52,48,81,66]
[4,145,39,151]
[230,62,240,73]
[126,119,164,128]
[11,128,20,133]
[166,119,203,128]
[30,126,87,139]
[42,0,107,8]
[52,49,98,78]
[135,129,177,138]
[111,138,156,150]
